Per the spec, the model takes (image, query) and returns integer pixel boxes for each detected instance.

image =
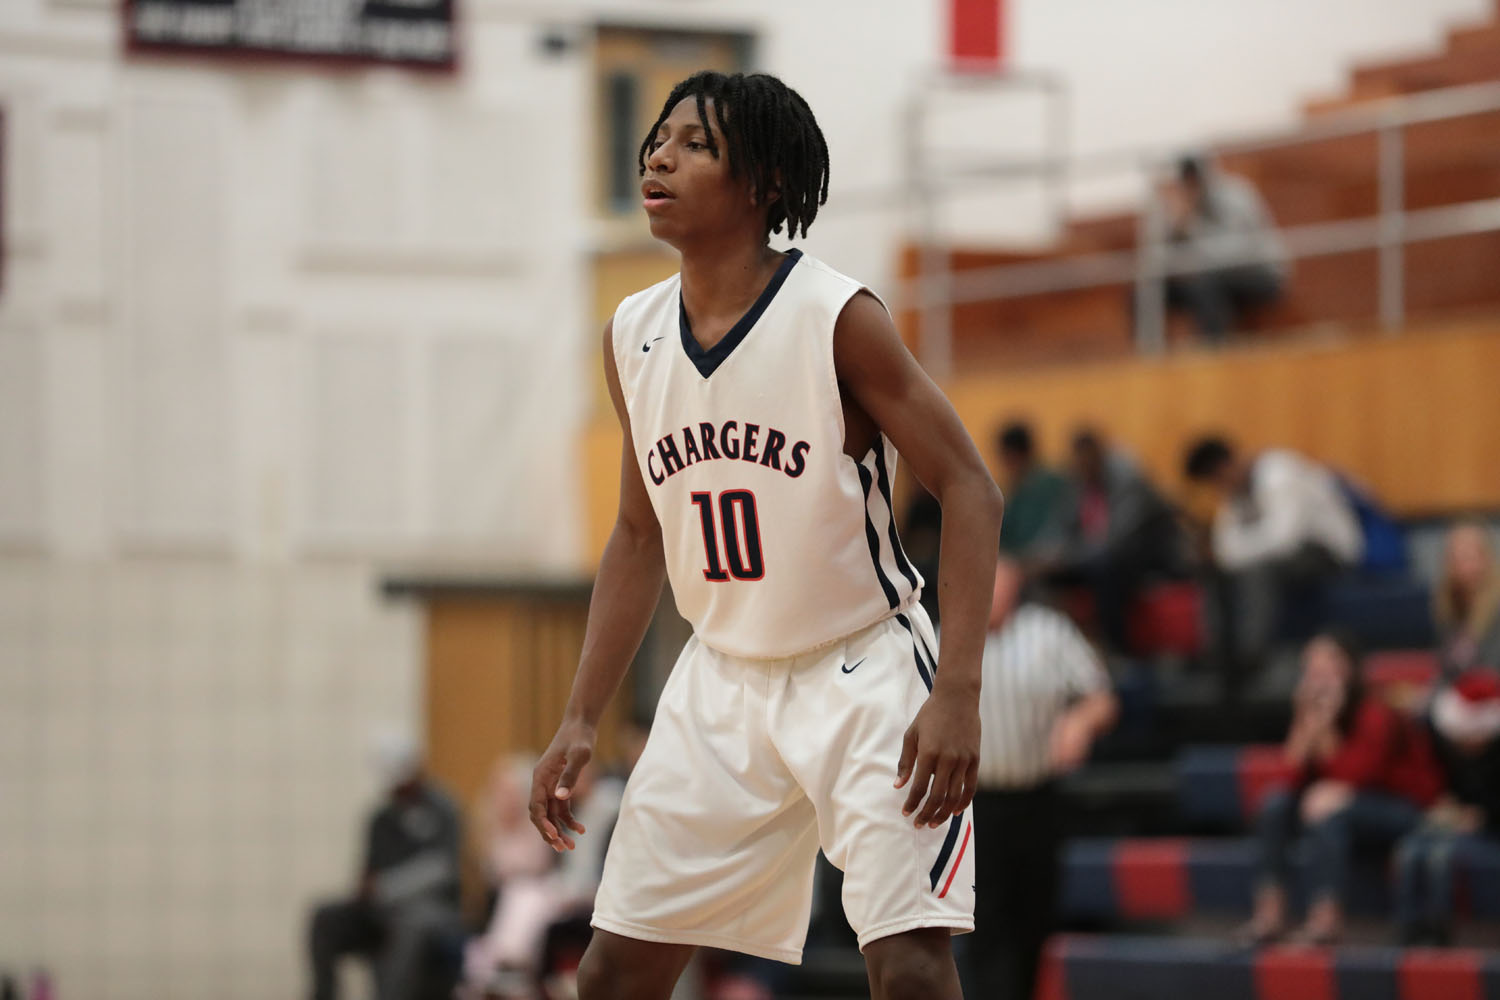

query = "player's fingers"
[553,791,586,836]
[528,782,562,847]
[915,756,956,827]
[545,796,577,851]
[956,759,980,814]
[902,752,937,819]
[555,745,593,800]
[941,765,968,823]
[894,726,918,789]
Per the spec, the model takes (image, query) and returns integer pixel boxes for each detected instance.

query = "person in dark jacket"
[1038,429,1183,652]
[1394,668,1500,945]
[308,729,465,1000]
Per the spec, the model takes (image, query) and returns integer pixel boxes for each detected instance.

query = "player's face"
[642,97,761,247]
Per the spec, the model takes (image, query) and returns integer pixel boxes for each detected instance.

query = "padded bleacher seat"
[1323,576,1436,650]
[1127,582,1204,657]
[1061,837,1500,924]
[1176,745,1296,830]
[1039,935,1500,1000]
[1365,649,1441,691]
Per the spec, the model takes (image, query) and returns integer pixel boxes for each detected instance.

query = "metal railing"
[900,78,1500,374]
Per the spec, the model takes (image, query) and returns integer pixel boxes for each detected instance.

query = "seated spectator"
[1434,521,1500,679]
[1185,436,1363,695]
[1242,633,1442,946]
[1160,154,1287,343]
[308,728,465,1000]
[1036,428,1184,652]
[460,755,625,998]
[1395,668,1500,945]
[459,755,555,995]
[995,420,1067,563]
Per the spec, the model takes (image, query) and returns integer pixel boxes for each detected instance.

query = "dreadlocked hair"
[637,71,831,240]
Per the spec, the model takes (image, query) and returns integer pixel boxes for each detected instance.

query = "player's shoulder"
[791,252,892,331]
[610,270,681,344]
[616,270,681,317]
[793,251,866,296]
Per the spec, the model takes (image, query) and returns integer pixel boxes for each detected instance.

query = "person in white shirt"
[964,559,1117,1000]
[1184,436,1364,697]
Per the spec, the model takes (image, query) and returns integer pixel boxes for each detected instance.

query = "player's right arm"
[530,318,667,851]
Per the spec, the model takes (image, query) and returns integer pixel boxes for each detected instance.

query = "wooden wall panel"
[424,595,624,826]
[944,321,1500,516]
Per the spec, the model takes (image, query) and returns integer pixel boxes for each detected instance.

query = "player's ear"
[751,171,782,207]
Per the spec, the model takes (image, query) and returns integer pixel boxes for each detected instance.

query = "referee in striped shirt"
[964,557,1118,1000]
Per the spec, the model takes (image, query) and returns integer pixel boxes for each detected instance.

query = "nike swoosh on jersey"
[840,657,867,674]
[642,337,666,352]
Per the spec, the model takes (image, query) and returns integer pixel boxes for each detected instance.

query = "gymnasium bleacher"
[896,1,1500,370]
[773,7,1500,1000]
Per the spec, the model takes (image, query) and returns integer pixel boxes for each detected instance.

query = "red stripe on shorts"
[938,821,972,899]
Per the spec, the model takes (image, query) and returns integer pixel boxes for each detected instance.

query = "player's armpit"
[830,291,999,510]
[832,290,999,692]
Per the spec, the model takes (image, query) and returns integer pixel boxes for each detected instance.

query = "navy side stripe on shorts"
[895,613,933,691]
[928,813,964,890]
[857,462,900,609]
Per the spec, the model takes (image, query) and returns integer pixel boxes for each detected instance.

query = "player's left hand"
[895,686,980,828]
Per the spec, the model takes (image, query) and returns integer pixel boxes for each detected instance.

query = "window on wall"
[605,71,640,214]
[1,108,6,299]
[594,26,754,219]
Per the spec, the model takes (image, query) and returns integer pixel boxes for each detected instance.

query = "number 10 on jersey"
[691,490,764,581]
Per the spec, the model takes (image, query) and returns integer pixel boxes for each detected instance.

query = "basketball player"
[529,71,1005,1000]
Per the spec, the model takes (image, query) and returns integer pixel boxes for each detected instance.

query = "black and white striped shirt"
[976,604,1108,789]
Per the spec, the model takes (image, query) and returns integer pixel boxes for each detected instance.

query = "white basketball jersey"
[612,249,922,659]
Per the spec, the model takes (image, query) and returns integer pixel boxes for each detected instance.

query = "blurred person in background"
[1036,428,1184,653]
[1433,521,1500,679]
[463,759,623,999]
[1395,668,1500,945]
[964,558,1118,1000]
[1242,632,1441,946]
[460,755,556,996]
[1394,668,1500,945]
[1160,153,1287,343]
[1184,436,1363,697]
[995,420,1068,563]
[308,728,465,1000]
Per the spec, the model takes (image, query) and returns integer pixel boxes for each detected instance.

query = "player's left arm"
[833,290,1005,829]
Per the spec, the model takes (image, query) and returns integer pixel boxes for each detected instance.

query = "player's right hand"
[530,720,595,851]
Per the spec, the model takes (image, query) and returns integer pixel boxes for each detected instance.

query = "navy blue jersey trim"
[858,461,901,609]
[929,813,964,890]
[895,612,933,691]
[873,441,920,593]
[679,248,803,378]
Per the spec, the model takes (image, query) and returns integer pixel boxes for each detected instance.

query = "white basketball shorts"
[591,604,975,964]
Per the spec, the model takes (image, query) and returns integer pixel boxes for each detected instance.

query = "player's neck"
[677,240,784,351]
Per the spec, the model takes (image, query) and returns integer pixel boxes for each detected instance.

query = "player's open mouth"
[642,180,675,203]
